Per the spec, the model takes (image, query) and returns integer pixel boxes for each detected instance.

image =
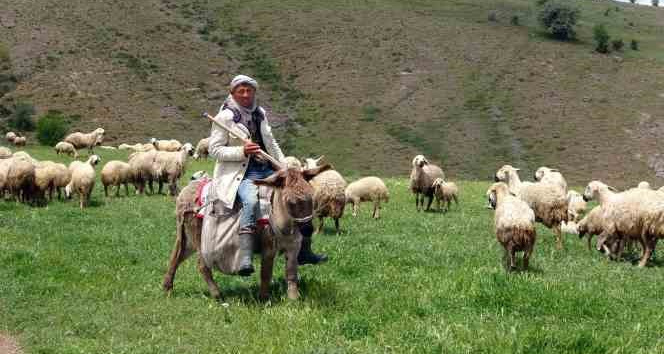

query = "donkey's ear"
[254,171,286,188]
[303,163,332,181]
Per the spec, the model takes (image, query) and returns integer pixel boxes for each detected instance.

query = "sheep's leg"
[425,195,434,211]
[124,183,129,197]
[415,193,420,212]
[316,217,324,234]
[508,246,517,271]
[638,242,653,268]
[554,224,563,250]
[435,197,440,212]
[453,195,459,206]
[351,201,358,217]
[158,181,164,195]
[285,249,300,300]
[104,185,109,198]
[523,246,532,270]
[334,218,340,235]
[115,185,121,197]
[148,180,154,195]
[372,201,380,219]
[57,187,62,200]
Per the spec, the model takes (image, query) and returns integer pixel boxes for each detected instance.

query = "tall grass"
[1,146,664,352]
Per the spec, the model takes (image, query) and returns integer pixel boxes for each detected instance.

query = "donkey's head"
[254,164,332,225]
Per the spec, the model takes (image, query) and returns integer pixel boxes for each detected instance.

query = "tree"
[537,1,580,41]
[9,101,35,131]
[593,24,611,54]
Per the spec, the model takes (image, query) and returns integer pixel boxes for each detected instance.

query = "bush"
[511,15,520,25]
[36,110,71,146]
[537,1,579,40]
[612,38,624,52]
[593,24,610,53]
[653,0,659,7]
[631,39,639,50]
[488,11,498,22]
[9,101,35,131]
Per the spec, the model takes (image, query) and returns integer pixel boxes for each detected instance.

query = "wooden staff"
[202,112,283,170]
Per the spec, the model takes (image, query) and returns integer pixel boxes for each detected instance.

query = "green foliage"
[488,11,498,22]
[511,15,520,25]
[36,110,72,146]
[631,39,639,51]
[611,38,624,52]
[361,105,381,122]
[537,0,579,40]
[9,101,35,131]
[593,24,610,54]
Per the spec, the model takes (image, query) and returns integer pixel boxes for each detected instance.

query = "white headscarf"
[229,75,258,92]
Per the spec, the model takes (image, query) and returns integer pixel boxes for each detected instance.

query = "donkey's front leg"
[259,246,276,301]
[285,242,301,300]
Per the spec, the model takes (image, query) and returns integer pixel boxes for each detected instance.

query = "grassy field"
[2,146,664,353]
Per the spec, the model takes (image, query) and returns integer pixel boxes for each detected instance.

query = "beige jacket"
[208,104,285,210]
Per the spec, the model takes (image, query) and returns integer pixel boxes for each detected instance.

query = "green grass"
[2,146,664,353]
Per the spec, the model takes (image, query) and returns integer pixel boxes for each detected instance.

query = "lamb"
[344,176,389,219]
[152,143,194,196]
[566,190,587,223]
[533,166,567,193]
[487,182,537,271]
[0,146,11,159]
[583,180,664,266]
[64,128,105,154]
[54,141,79,159]
[193,138,209,160]
[65,155,101,209]
[409,154,445,212]
[128,150,158,194]
[6,132,16,143]
[150,138,182,152]
[577,206,605,251]
[101,160,133,197]
[13,136,26,147]
[432,178,458,213]
[304,157,347,234]
[495,165,568,249]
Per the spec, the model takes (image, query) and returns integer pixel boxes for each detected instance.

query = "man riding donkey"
[206,74,327,276]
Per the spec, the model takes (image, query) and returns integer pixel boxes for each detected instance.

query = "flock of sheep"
[0,129,210,209]
[5,126,664,274]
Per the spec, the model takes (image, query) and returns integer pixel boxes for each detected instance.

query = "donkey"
[162,164,331,300]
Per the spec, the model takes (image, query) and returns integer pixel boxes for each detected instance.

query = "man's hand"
[243,141,261,156]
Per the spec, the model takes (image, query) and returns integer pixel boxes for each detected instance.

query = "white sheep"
[487,182,537,271]
[6,132,16,143]
[101,160,133,197]
[152,143,193,195]
[344,176,389,219]
[284,156,303,170]
[54,141,79,159]
[305,157,347,234]
[4,156,36,202]
[0,146,11,159]
[13,136,26,147]
[34,161,58,203]
[566,190,587,223]
[432,178,458,213]
[409,154,445,212]
[576,206,605,251]
[150,138,182,152]
[50,162,71,200]
[583,180,664,266]
[64,128,104,154]
[11,151,38,165]
[193,138,209,160]
[495,165,568,250]
[128,150,158,194]
[65,155,100,209]
[638,181,652,189]
[119,143,155,153]
[534,166,567,193]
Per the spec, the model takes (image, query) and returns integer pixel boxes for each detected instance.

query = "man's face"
[231,84,256,108]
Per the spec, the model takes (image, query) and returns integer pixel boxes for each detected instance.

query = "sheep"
[3,157,36,202]
[34,161,58,203]
[583,180,664,266]
[576,206,606,251]
[409,154,445,212]
[344,176,389,219]
[6,132,16,143]
[128,150,158,194]
[50,162,71,200]
[0,146,11,159]
[193,138,209,160]
[567,190,587,223]
[534,166,567,193]
[495,165,568,249]
[638,181,652,190]
[11,151,39,165]
[487,182,537,271]
[304,157,347,234]
[119,143,155,153]
[101,160,133,197]
[152,143,194,196]
[150,138,182,152]
[64,128,104,154]
[54,141,79,159]
[284,156,303,170]
[432,178,458,213]
[65,155,100,209]
[13,136,26,147]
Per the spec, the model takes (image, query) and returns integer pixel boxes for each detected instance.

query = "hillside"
[3,0,664,186]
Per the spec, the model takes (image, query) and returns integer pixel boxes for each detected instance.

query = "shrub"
[488,11,498,22]
[511,15,520,25]
[36,110,72,146]
[537,1,579,40]
[593,24,610,54]
[612,38,624,52]
[653,0,659,7]
[9,101,35,131]
[631,39,639,50]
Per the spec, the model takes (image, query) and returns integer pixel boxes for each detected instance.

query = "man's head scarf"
[229,75,258,92]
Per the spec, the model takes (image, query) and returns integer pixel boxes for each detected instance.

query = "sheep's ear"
[550,168,559,172]
[422,158,429,165]
[314,155,325,164]
[514,168,520,171]
[608,186,618,192]
[254,170,286,188]
[303,163,332,181]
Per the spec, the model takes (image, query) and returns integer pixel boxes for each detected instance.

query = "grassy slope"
[2,146,664,353]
